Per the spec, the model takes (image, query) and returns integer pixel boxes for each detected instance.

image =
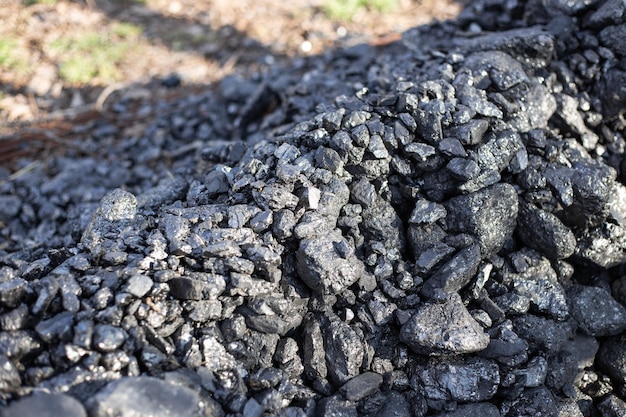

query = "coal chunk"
[0,278,27,308]
[574,222,626,268]
[316,395,357,417]
[0,195,21,222]
[516,202,576,260]
[568,285,626,336]
[340,371,383,401]
[421,244,482,298]
[1,392,87,417]
[597,334,626,384]
[92,324,127,353]
[414,356,500,402]
[296,230,369,295]
[512,315,572,352]
[504,386,558,417]
[80,189,138,253]
[445,183,518,255]
[0,355,21,393]
[480,320,528,361]
[373,391,412,417]
[595,68,626,119]
[598,394,626,417]
[168,273,226,300]
[321,313,365,387]
[34,311,75,343]
[400,292,489,355]
[503,252,569,320]
[86,376,220,417]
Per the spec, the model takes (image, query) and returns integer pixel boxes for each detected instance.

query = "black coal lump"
[1,392,87,417]
[516,201,576,260]
[399,292,489,355]
[567,284,626,336]
[444,183,518,256]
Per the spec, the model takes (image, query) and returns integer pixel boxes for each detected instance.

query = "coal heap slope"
[1,0,626,416]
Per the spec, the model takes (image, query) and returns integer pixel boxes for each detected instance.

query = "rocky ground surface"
[1,0,626,416]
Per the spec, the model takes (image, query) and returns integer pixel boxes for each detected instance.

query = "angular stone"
[92,324,126,354]
[575,222,626,268]
[35,311,75,343]
[0,278,27,308]
[400,292,489,355]
[458,28,554,69]
[87,376,218,417]
[161,214,191,255]
[568,285,626,336]
[302,315,327,382]
[445,183,518,255]
[557,398,586,417]
[81,189,137,251]
[511,273,568,321]
[296,230,367,295]
[506,386,558,417]
[446,157,480,181]
[405,142,436,161]
[416,243,454,273]
[374,391,412,417]
[421,244,482,298]
[168,273,226,300]
[316,395,357,417]
[586,0,626,28]
[517,202,576,260]
[512,315,572,352]
[476,130,525,173]
[0,195,21,222]
[415,356,500,402]
[438,137,467,157]
[2,392,87,417]
[597,334,626,384]
[598,394,626,417]
[321,314,364,386]
[340,372,383,401]
[480,320,529,362]
[0,355,21,393]
[449,119,490,145]
[125,274,153,298]
[408,199,447,224]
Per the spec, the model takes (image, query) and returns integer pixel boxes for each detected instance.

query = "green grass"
[48,22,142,85]
[0,37,29,73]
[323,0,400,21]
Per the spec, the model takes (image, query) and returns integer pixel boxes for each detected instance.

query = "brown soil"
[0,0,462,168]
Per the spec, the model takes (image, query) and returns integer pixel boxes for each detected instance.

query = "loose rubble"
[1,0,626,415]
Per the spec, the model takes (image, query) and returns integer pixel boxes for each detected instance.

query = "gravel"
[1,0,626,415]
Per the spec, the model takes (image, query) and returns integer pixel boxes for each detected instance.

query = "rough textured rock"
[400,292,490,355]
[296,230,368,295]
[568,285,626,336]
[86,376,221,417]
[445,183,518,255]
[516,202,576,260]
[414,357,500,402]
[1,392,87,417]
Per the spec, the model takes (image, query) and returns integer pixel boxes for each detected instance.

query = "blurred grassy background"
[0,0,461,124]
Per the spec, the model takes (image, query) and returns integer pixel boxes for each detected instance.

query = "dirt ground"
[0,0,461,167]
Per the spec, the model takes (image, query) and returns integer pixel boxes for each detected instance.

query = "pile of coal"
[1,0,626,416]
